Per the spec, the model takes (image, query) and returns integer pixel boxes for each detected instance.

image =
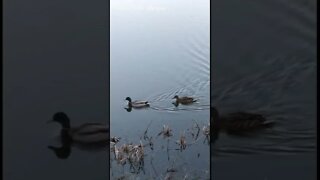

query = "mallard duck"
[172,95,196,105]
[48,112,109,159]
[48,112,109,145]
[211,107,274,135]
[125,97,150,108]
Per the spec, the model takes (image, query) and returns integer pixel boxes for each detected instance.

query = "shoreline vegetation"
[110,119,210,179]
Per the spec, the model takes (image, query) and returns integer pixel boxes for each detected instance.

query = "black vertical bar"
[210,0,213,179]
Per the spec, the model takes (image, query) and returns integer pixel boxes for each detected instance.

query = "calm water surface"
[212,0,316,179]
[110,0,210,179]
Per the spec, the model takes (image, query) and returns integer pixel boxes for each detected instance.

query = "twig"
[192,119,201,141]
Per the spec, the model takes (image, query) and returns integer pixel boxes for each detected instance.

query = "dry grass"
[110,120,210,179]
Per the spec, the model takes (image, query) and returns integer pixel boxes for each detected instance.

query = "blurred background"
[3,0,109,179]
[211,0,316,179]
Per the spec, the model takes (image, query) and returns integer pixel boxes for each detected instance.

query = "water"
[211,0,316,179]
[110,0,210,179]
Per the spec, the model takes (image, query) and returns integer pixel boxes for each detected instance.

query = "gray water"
[211,0,316,179]
[110,0,210,179]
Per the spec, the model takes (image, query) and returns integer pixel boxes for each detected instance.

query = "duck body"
[68,123,109,144]
[51,112,109,145]
[211,107,274,135]
[173,95,196,105]
[48,112,109,159]
[125,97,150,108]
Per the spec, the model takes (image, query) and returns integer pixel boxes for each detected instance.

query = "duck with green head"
[48,112,109,158]
[125,97,150,109]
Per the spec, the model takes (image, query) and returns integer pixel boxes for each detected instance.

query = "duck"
[172,95,197,105]
[211,107,274,136]
[125,97,150,108]
[48,112,109,145]
[48,112,109,159]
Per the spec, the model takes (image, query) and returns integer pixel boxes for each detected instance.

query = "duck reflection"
[124,107,133,112]
[48,144,71,159]
[211,107,275,144]
[47,112,109,159]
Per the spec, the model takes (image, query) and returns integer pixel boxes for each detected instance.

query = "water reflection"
[48,112,109,159]
[48,144,71,159]
[48,141,109,159]
[110,118,210,179]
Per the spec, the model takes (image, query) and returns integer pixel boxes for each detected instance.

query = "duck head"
[172,95,179,99]
[50,112,71,129]
[125,97,132,103]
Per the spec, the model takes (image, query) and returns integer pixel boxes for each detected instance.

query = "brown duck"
[211,107,274,136]
[173,95,197,105]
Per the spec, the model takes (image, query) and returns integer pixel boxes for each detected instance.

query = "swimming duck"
[211,107,274,135]
[48,112,109,145]
[125,97,150,108]
[172,95,196,105]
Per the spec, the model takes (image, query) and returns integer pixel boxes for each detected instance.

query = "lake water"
[211,0,317,179]
[110,0,210,179]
